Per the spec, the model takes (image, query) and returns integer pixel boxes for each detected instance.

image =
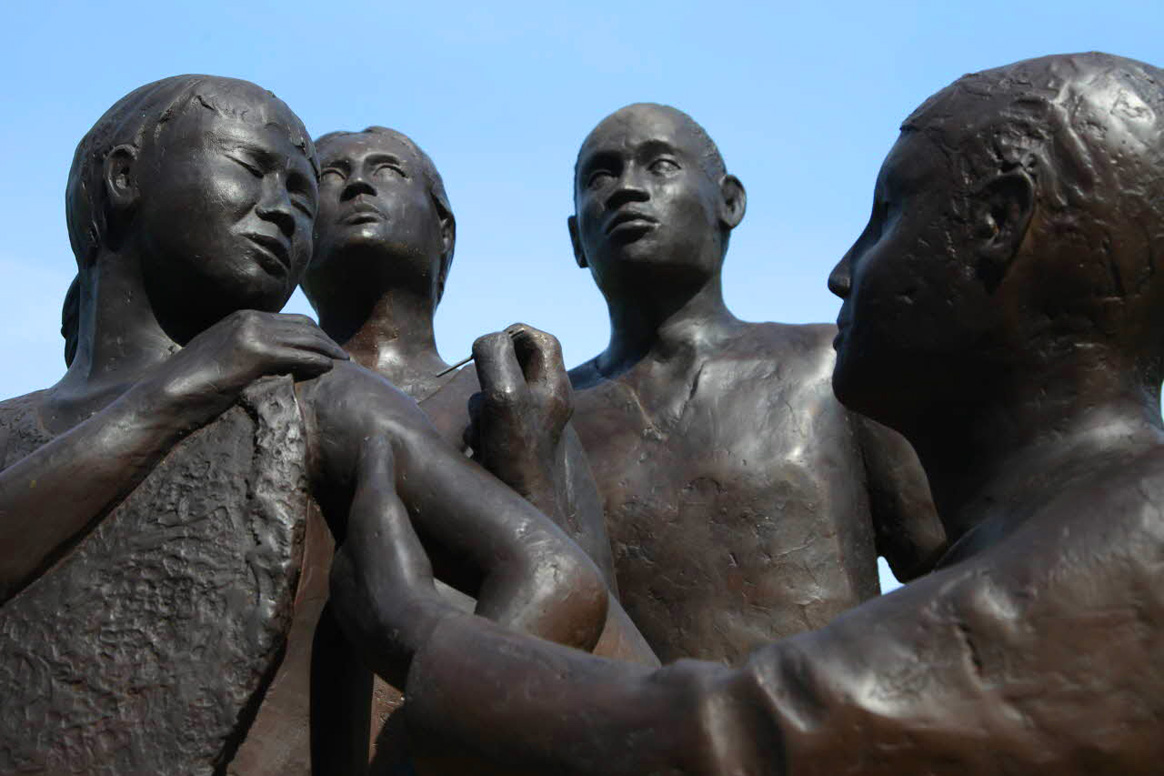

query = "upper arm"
[853,414,947,581]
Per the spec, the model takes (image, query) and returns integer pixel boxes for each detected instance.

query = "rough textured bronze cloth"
[0,376,307,775]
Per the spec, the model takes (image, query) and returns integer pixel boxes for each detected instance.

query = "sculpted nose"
[342,172,376,202]
[605,169,649,210]
[257,185,297,238]
[828,256,852,299]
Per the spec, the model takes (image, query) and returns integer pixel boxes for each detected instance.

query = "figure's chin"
[831,358,889,423]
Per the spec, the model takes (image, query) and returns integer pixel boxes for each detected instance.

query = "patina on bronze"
[564,102,944,663]
[0,76,614,775]
[302,126,654,775]
[332,52,1164,774]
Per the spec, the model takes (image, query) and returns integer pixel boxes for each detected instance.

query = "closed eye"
[229,154,263,177]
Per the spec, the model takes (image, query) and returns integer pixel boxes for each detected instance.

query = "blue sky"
[2,0,1160,587]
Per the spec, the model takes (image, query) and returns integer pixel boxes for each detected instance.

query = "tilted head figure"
[561,99,945,665]
[316,54,1164,776]
[568,103,746,297]
[66,74,318,345]
[830,52,1164,434]
[302,127,455,326]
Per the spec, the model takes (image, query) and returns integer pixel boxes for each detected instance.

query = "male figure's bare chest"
[574,366,876,662]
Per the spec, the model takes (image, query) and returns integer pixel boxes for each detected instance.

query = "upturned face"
[134,86,317,341]
[308,132,446,297]
[828,130,1003,426]
[571,106,729,291]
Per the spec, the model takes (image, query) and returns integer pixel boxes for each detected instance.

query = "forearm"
[394,424,608,651]
[0,382,195,602]
[406,615,770,775]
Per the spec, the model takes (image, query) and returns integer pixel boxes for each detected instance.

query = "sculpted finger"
[273,318,350,360]
[508,324,572,417]
[262,346,337,380]
[269,323,350,361]
[463,392,484,453]
[472,331,525,403]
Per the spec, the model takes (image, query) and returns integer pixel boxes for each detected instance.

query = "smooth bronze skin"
[332,52,1164,774]
[0,76,611,775]
[303,127,653,775]
[565,103,944,663]
[303,128,616,572]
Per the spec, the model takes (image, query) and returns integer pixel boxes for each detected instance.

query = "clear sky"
[1,0,1160,588]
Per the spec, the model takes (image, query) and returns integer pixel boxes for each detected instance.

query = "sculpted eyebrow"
[366,153,406,167]
[638,139,679,158]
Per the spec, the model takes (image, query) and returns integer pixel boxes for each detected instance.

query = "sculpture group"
[1,51,1162,774]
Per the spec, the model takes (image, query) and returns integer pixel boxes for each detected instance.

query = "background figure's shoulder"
[0,389,52,470]
[743,320,837,357]
[568,357,606,391]
[728,321,839,378]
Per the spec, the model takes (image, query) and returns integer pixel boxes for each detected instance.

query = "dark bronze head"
[65,75,318,344]
[301,127,455,317]
[829,52,1164,430]
[568,103,746,296]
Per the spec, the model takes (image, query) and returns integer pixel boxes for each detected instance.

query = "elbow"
[494,534,610,652]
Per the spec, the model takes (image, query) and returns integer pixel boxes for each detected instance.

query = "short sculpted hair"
[906,52,1164,365]
[65,74,317,269]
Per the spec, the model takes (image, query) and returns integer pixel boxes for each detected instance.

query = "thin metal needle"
[435,354,474,377]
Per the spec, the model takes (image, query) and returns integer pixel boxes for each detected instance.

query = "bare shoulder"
[568,357,605,392]
[297,360,437,445]
[732,321,837,363]
[710,321,839,393]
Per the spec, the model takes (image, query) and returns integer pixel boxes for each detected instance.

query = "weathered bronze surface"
[0,75,614,775]
[332,52,1164,774]
[304,125,654,775]
[566,102,944,663]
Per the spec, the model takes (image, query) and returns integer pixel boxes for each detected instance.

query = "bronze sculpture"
[0,75,618,775]
[565,102,944,663]
[302,126,654,774]
[332,52,1164,773]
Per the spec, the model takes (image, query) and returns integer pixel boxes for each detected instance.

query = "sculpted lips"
[604,209,658,236]
[341,201,384,226]
[244,232,292,274]
[833,313,851,350]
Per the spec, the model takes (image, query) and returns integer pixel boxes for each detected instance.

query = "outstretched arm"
[336,469,1162,775]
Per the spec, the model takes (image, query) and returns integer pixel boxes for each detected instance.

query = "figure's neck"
[907,360,1164,547]
[598,274,739,376]
[321,286,446,384]
[57,251,177,403]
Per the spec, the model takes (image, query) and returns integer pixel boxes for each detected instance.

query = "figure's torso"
[571,323,879,664]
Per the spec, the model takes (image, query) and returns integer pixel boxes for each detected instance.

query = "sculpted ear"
[718,175,746,230]
[436,208,456,304]
[103,145,139,212]
[568,215,587,269]
[972,170,1034,291]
